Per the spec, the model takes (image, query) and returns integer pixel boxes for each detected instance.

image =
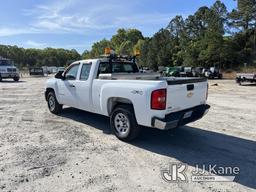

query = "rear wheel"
[47,91,63,114]
[110,105,141,141]
[0,74,2,82]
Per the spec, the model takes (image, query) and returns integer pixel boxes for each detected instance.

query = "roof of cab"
[75,58,109,64]
[75,57,133,64]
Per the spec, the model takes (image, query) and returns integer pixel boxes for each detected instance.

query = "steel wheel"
[48,95,56,112]
[114,113,130,136]
[110,105,141,141]
[47,91,62,114]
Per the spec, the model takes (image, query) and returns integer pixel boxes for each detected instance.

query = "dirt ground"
[0,77,255,192]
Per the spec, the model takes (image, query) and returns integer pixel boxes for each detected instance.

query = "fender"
[45,78,62,103]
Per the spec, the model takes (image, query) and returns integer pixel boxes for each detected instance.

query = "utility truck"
[45,50,210,141]
[0,57,20,82]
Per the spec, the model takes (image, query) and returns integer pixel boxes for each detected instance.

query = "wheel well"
[45,88,54,100]
[107,97,133,115]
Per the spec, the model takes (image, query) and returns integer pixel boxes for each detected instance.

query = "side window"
[80,64,91,81]
[65,64,79,80]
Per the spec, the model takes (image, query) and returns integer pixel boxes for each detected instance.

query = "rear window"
[99,62,139,74]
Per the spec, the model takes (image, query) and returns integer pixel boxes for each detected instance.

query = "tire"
[47,91,63,114]
[13,77,19,82]
[0,74,2,82]
[110,105,141,141]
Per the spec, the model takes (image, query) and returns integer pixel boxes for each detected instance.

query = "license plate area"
[183,111,193,119]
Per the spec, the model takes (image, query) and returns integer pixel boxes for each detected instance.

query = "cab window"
[98,62,139,74]
[65,64,79,80]
[80,63,92,81]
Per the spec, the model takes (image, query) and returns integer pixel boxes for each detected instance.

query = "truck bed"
[99,73,207,84]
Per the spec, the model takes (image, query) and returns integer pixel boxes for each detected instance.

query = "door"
[57,64,80,107]
[71,63,93,112]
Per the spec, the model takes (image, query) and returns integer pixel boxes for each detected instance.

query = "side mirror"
[55,71,64,80]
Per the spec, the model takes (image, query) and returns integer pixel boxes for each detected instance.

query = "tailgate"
[166,78,208,113]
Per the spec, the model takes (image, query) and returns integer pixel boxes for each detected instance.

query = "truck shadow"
[0,80,26,83]
[60,107,112,134]
[240,83,256,86]
[59,107,256,190]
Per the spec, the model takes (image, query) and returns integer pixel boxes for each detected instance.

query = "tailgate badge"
[187,92,194,98]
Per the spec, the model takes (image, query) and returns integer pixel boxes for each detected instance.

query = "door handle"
[69,84,75,88]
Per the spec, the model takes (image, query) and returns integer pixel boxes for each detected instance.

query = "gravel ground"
[0,77,255,192]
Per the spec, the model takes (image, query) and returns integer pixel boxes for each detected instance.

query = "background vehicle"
[236,73,256,85]
[57,67,65,72]
[165,66,181,77]
[194,67,205,77]
[29,67,44,76]
[0,57,20,82]
[204,67,223,79]
[165,66,198,77]
[45,53,210,141]
[46,66,58,74]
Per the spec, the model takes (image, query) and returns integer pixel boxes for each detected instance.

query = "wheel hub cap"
[114,113,130,135]
[49,96,55,111]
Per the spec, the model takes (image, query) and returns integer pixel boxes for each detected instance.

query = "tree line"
[0,0,255,70]
[0,45,81,68]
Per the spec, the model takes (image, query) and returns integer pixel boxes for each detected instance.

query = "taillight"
[151,89,166,110]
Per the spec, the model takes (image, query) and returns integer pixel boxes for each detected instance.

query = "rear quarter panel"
[92,79,168,127]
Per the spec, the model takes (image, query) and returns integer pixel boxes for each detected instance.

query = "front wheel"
[13,77,20,82]
[47,91,63,114]
[110,105,141,141]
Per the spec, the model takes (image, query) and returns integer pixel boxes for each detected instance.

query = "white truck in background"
[45,54,210,141]
[0,57,20,82]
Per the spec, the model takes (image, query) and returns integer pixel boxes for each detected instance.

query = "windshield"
[99,62,139,74]
[0,59,12,66]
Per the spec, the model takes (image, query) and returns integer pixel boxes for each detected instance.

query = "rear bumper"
[0,72,19,78]
[152,104,210,130]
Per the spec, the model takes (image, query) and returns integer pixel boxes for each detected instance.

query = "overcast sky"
[0,0,236,53]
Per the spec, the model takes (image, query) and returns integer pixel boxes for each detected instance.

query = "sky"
[0,0,237,53]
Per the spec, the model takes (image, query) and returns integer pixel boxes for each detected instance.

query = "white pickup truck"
[45,55,210,141]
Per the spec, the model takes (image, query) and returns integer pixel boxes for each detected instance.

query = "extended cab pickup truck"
[45,55,210,141]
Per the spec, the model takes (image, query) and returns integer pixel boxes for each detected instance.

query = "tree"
[111,28,127,52]
[167,15,185,39]
[119,41,133,55]
[111,28,144,54]
[82,50,90,59]
[229,0,256,30]
[90,39,112,58]
[229,0,256,65]
[0,44,81,68]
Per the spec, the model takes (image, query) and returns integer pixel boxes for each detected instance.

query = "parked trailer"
[236,73,256,85]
